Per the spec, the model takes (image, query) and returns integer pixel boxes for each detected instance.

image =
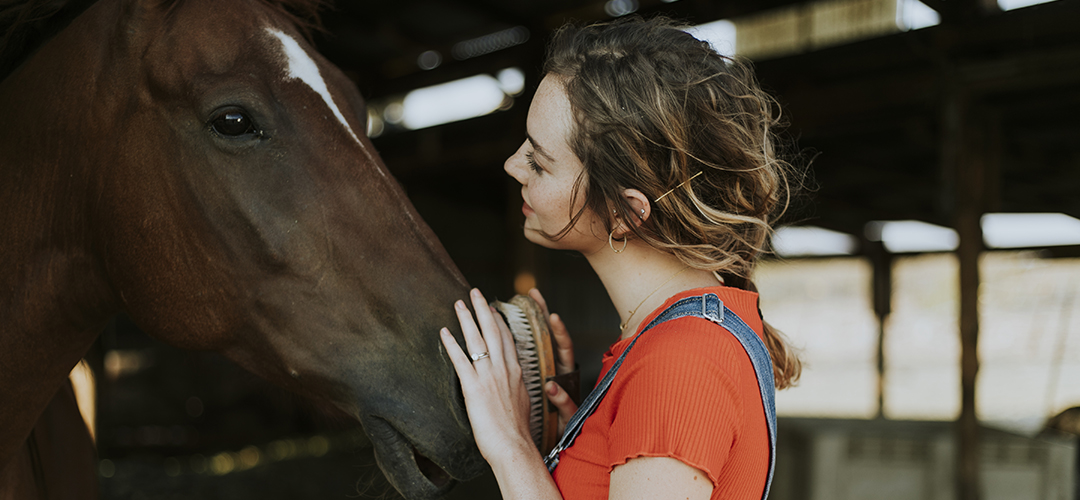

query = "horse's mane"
[0,0,329,81]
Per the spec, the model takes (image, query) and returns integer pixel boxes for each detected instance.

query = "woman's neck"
[584,240,723,339]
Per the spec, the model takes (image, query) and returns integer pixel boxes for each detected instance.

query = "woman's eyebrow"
[526,133,557,163]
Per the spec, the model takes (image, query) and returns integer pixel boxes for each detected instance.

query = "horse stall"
[5,0,1080,499]
[769,419,1077,500]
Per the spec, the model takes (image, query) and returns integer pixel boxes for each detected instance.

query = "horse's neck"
[0,1,117,466]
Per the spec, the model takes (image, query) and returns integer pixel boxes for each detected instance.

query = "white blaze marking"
[265,30,447,282]
[267,28,361,145]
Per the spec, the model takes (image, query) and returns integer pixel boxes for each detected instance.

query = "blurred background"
[79,0,1080,498]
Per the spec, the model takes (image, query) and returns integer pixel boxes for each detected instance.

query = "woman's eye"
[210,110,257,137]
[525,152,542,174]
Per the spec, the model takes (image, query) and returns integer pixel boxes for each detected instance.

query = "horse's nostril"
[411,446,452,488]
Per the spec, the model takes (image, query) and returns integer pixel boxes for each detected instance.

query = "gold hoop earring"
[609,228,627,254]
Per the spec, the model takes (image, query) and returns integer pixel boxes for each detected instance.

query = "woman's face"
[504,75,608,253]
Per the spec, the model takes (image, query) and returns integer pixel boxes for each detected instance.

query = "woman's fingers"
[549,313,575,375]
[440,328,474,382]
[454,298,489,367]
[528,288,550,318]
[468,289,506,368]
[490,306,521,375]
[545,381,579,435]
[529,288,575,374]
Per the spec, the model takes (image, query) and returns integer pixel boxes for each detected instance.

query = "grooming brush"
[491,295,559,454]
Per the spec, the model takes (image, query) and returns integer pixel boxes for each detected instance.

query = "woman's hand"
[440,289,534,463]
[528,288,578,433]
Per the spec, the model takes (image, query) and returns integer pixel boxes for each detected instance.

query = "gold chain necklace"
[619,266,691,333]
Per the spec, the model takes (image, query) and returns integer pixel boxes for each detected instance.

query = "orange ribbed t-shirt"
[551,286,770,500]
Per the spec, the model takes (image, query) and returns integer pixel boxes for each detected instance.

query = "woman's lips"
[522,201,534,216]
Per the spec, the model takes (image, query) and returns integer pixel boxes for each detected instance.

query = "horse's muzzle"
[362,415,483,500]
[412,445,452,488]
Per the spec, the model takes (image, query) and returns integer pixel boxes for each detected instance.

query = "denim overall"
[544,293,777,500]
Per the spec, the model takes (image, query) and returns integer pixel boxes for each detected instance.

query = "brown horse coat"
[0,0,484,498]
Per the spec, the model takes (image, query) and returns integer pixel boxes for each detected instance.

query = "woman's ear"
[608,189,651,238]
[621,188,651,228]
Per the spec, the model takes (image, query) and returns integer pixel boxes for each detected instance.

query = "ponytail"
[762,320,801,390]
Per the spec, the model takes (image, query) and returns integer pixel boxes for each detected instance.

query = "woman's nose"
[504,142,529,184]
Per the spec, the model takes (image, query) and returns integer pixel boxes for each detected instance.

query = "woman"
[438,16,802,500]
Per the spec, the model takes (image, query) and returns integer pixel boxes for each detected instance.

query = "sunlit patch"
[69,360,96,442]
[771,225,858,257]
[266,28,361,145]
[399,74,510,130]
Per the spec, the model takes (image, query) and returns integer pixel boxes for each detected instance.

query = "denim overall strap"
[543,293,777,500]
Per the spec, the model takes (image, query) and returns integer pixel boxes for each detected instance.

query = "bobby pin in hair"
[654,171,703,202]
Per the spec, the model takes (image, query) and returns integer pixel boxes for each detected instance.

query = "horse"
[0,0,486,498]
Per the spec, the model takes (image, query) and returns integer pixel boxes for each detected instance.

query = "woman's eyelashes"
[525,151,543,174]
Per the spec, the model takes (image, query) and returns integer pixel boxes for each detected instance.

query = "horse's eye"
[211,110,256,137]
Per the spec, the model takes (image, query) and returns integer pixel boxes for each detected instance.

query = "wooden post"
[956,205,983,500]
[864,232,892,419]
[943,90,991,500]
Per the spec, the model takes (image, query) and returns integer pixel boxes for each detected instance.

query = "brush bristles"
[495,302,546,448]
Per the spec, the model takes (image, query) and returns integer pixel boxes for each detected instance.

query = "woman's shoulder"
[633,314,748,366]
[604,285,764,370]
[623,286,764,376]
[639,285,763,337]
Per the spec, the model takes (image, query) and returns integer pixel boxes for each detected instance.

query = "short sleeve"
[605,315,748,487]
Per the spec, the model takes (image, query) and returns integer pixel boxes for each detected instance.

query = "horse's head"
[29,0,484,495]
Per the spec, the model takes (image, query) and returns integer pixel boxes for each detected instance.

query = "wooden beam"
[933,0,1000,23]
[632,0,817,25]
[917,0,948,15]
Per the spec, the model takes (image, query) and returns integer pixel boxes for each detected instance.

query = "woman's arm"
[610,457,714,500]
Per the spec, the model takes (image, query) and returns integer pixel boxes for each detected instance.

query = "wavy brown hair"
[544,16,801,389]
